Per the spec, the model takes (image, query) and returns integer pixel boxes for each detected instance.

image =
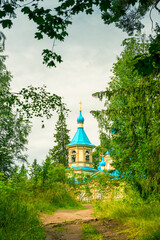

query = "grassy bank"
[30,183,82,214]
[0,176,82,240]
[94,190,160,240]
[0,180,45,240]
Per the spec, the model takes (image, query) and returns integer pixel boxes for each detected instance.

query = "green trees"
[49,105,70,166]
[0,46,67,176]
[0,50,30,175]
[92,34,160,198]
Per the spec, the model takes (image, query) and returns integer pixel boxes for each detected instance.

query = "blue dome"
[110,127,117,135]
[99,157,106,166]
[77,111,84,123]
[97,156,106,170]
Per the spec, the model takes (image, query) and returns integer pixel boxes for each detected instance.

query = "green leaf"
[0,10,6,18]
[3,4,14,14]
[21,7,31,14]
[35,32,43,40]
[1,19,12,28]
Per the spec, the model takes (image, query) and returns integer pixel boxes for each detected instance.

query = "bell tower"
[66,103,96,175]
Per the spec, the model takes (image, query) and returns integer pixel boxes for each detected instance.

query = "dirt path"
[41,205,128,240]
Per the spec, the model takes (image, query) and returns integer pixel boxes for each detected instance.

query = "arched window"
[85,150,90,162]
[71,150,76,162]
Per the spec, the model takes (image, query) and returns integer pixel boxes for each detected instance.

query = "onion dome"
[77,111,84,123]
[97,156,106,171]
[66,107,95,148]
[111,129,116,135]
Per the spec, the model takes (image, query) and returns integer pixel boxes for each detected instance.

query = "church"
[66,103,114,175]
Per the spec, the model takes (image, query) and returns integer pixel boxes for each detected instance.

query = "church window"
[71,150,76,162]
[85,150,90,162]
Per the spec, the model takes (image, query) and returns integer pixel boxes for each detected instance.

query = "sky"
[2,1,158,165]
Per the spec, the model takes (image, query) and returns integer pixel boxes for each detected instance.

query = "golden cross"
[79,101,82,112]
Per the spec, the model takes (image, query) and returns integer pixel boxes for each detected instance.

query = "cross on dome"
[79,101,82,112]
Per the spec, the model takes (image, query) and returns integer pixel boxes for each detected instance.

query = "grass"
[0,192,45,240]
[94,193,160,240]
[54,226,66,232]
[81,223,103,240]
[0,179,83,239]
[31,185,84,214]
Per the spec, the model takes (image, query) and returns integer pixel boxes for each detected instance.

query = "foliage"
[0,0,159,67]
[67,170,121,201]
[92,138,111,169]
[82,223,103,240]
[92,146,102,169]
[0,46,68,175]
[133,25,160,77]
[0,50,30,175]
[30,156,68,186]
[0,160,83,239]
[0,175,45,240]
[92,34,160,199]
[92,110,111,169]
[0,31,6,49]
[28,159,82,211]
[15,85,62,120]
[49,104,70,166]
[95,186,160,240]
[42,158,67,185]
[30,159,42,184]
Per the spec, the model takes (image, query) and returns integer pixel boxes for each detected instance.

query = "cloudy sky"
[3,1,158,165]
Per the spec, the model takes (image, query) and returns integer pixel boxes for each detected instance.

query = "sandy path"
[41,204,95,226]
[41,205,128,240]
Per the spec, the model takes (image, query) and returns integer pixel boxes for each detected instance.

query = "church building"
[66,102,97,175]
[66,105,120,200]
[66,103,116,176]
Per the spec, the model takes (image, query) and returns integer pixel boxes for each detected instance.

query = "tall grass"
[0,175,82,239]
[31,183,83,213]
[0,183,45,240]
[94,187,160,240]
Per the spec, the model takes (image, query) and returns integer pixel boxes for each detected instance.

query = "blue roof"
[99,156,106,167]
[77,111,84,123]
[70,166,97,172]
[105,148,113,156]
[105,150,110,155]
[66,110,95,147]
[66,127,95,147]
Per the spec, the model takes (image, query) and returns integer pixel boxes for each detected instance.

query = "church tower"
[66,102,97,175]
